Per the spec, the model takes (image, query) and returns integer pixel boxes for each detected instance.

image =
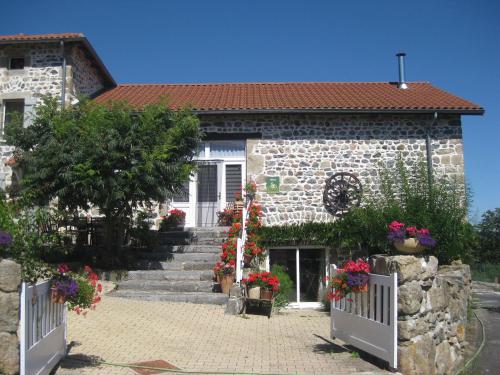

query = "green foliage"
[475,208,500,263]
[257,222,337,247]
[471,263,500,283]
[258,157,474,264]
[271,264,294,310]
[5,97,201,255]
[67,276,96,311]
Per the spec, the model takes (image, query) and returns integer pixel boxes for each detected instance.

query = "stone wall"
[370,255,471,375]
[200,113,464,225]
[0,42,106,190]
[0,259,21,375]
[67,45,105,98]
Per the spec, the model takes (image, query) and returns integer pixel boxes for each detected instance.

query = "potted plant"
[219,263,235,295]
[216,208,234,226]
[387,221,436,254]
[242,272,280,300]
[159,209,186,231]
[243,240,263,267]
[326,259,370,302]
[244,181,257,202]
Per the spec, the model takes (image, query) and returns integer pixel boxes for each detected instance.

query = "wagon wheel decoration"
[323,172,362,217]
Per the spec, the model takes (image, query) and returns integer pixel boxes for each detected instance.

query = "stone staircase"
[110,227,229,305]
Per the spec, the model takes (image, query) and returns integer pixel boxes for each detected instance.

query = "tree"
[476,208,500,263]
[5,97,202,257]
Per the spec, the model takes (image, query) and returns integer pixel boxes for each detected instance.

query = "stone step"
[155,245,221,253]
[109,290,229,305]
[139,252,220,262]
[126,270,213,281]
[117,279,214,293]
[134,260,215,271]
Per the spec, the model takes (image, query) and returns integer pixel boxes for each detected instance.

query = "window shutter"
[225,164,242,202]
[0,57,9,69]
[24,98,36,127]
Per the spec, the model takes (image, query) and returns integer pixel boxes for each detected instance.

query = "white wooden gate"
[20,280,67,375]
[330,265,398,369]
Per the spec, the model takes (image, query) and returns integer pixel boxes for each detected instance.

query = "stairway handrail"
[236,197,253,283]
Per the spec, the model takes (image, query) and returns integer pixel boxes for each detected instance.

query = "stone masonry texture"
[370,255,471,375]
[0,258,22,375]
[200,113,464,225]
[0,42,105,190]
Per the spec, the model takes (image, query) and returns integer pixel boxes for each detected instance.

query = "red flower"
[57,264,70,274]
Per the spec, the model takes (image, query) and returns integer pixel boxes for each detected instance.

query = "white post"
[19,282,27,375]
[296,248,300,303]
[390,272,398,370]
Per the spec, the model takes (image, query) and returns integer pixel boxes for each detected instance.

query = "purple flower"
[53,278,79,298]
[347,272,369,287]
[417,233,437,248]
[387,229,405,243]
[0,231,13,246]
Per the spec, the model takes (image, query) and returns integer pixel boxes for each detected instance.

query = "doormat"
[130,359,179,375]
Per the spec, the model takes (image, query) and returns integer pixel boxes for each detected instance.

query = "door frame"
[170,140,246,228]
[267,246,330,309]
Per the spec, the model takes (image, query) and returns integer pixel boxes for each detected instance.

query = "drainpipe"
[425,112,437,189]
[60,40,66,108]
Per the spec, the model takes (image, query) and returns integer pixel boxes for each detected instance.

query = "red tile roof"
[94,82,483,114]
[0,33,84,41]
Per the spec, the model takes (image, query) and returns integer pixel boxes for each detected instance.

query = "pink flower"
[418,228,430,235]
[57,264,70,274]
[388,221,405,232]
[406,226,417,236]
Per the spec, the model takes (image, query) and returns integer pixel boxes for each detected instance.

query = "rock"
[456,323,466,343]
[398,280,423,315]
[0,259,21,293]
[0,332,19,375]
[435,340,461,375]
[420,256,438,280]
[0,292,19,332]
[398,333,436,375]
[398,317,428,341]
[371,255,424,283]
[224,297,244,315]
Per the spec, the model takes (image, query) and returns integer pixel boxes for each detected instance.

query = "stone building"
[0,33,115,187]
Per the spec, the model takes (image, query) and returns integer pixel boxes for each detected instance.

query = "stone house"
[0,33,484,306]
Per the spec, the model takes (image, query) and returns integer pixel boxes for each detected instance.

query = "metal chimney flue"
[396,52,408,89]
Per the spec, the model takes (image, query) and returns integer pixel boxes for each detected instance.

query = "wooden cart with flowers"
[241,271,280,318]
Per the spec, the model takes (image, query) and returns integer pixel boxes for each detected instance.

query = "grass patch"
[471,263,500,283]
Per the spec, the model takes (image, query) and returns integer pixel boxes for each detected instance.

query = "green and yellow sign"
[266,176,280,194]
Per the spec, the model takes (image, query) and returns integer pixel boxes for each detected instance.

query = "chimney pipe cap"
[396,52,406,57]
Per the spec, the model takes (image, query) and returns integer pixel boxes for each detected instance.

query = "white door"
[196,161,223,227]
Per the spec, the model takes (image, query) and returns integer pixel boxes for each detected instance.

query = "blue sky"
[2,0,499,220]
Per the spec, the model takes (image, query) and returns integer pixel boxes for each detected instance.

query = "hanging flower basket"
[243,253,254,267]
[50,289,67,304]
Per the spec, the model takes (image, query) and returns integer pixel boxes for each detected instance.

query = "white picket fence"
[330,265,398,369]
[20,280,67,375]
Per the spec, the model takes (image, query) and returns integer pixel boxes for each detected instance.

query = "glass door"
[269,248,326,306]
[196,162,222,227]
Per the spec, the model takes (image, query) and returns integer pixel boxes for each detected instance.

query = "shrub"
[270,264,294,310]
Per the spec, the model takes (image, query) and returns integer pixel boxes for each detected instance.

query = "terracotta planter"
[51,289,66,304]
[220,274,234,295]
[260,289,273,300]
[243,253,254,267]
[394,238,425,254]
[247,286,260,299]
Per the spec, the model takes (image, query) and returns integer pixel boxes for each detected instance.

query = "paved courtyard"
[56,292,391,375]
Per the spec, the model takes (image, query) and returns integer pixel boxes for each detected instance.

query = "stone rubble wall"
[0,42,106,191]
[200,113,464,226]
[370,255,471,375]
[0,258,21,375]
[67,45,105,98]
